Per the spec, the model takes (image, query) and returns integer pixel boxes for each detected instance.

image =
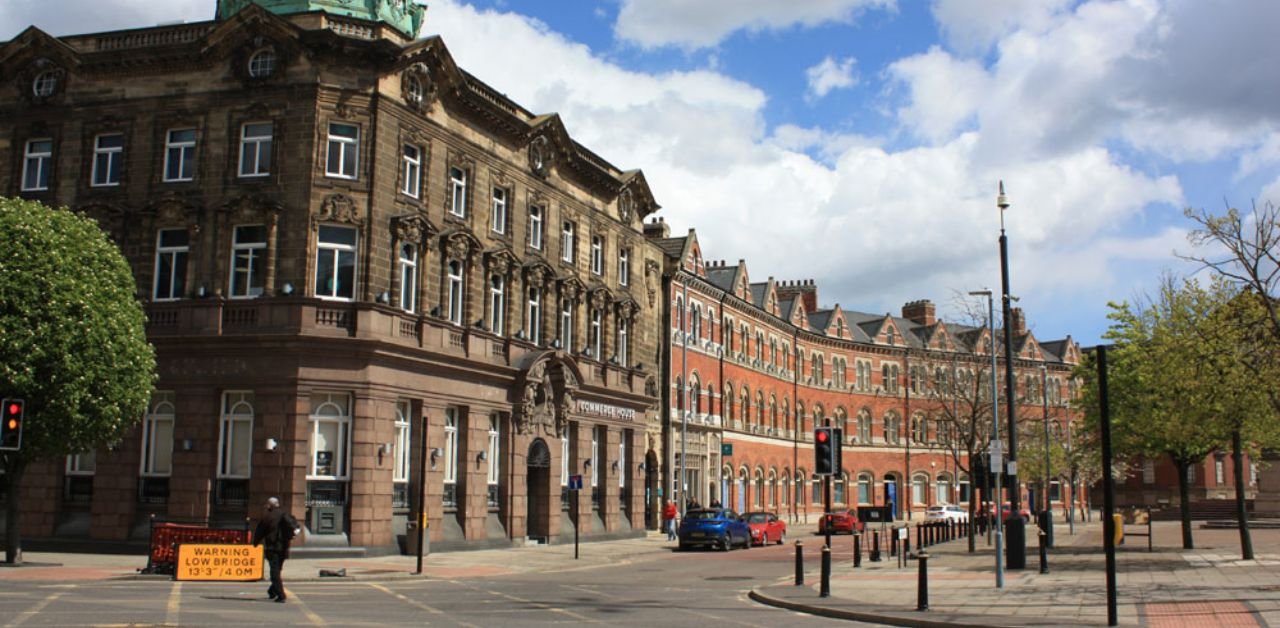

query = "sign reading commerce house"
[576,399,637,422]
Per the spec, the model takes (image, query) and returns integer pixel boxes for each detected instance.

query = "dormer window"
[32,71,58,98]
[405,75,423,105]
[248,49,276,78]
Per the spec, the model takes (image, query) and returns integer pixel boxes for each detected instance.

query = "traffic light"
[831,427,843,475]
[815,427,834,475]
[0,399,23,451]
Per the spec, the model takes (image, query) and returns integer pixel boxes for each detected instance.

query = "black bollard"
[871,529,882,562]
[820,545,831,598]
[916,523,923,549]
[1039,529,1049,574]
[891,532,898,558]
[854,532,862,568]
[917,551,930,611]
[904,529,911,558]
[795,540,805,585]
[927,522,934,546]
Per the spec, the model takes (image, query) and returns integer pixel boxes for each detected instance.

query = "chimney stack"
[1010,307,1026,335]
[902,300,936,326]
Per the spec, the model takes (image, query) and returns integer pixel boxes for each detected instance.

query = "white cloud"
[931,0,1071,54]
[805,56,858,101]
[0,0,209,38]
[887,47,988,144]
[613,0,894,50]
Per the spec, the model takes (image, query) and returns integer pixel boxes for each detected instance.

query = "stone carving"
[618,188,634,223]
[485,248,516,277]
[445,232,473,262]
[392,213,432,245]
[317,193,363,225]
[401,62,437,113]
[528,135,551,178]
[644,259,660,307]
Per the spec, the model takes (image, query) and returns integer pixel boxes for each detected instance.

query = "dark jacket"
[253,509,300,557]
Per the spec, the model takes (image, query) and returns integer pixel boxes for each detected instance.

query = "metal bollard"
[904,529,911,558]
[871,529,882,562]
[854,532,862,568]
[891,532,898,558]
[917,551,930,611]
[916,523,923,549]
[927,522,934,546]
[795,540,804,586]
[1039,529,1049,574]
[820,545,831,598]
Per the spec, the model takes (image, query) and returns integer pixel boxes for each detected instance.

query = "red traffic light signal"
[816,429,829,443]
[814,427,834,475]
[0,398,23,451]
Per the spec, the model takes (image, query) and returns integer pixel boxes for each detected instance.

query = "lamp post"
[997,181,1026,570]
[1041,365,1054,549]
[969,289,1003,588]
[680,273,689,518]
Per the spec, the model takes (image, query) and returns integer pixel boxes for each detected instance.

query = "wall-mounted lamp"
[266,438,279,452]
[197,285,208,298]
[476,450,488,463]
[382,442,394,455]
[583,458,592,469]
[552,338,562,349]
[281,282,295,296]
[430,306,441,317]
[429,447,442,469]
[638,462,646,472]
[474,318,485,329]
[182,439,194,452]
[635,362,645,371]
[514,329,526,340]
[611,461,620,473]
[608,354,619,365]
[376,291,391,304]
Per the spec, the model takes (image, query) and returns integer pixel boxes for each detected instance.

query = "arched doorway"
[527,438,551,542]
[883,473,900,520]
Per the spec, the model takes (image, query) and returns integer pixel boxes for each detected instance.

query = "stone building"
[649,225,1085,522]
[0,1,664,552]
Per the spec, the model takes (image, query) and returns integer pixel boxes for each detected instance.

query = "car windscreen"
[746,513,769,523]
[684,510,724,521]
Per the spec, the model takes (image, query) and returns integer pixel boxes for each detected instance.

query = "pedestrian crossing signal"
[0,399,23,451]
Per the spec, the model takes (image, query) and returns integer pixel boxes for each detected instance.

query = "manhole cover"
[706,576,754,581]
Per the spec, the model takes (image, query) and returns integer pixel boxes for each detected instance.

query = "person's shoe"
[276,592,287,603]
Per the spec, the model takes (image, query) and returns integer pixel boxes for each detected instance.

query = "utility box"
[310,505,343,535]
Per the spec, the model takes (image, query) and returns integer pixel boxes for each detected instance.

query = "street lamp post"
[970,289,1003,589]
[997,181,1027,570]
[1041,365,1054,549]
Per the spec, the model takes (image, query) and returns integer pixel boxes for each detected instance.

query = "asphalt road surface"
[1,538,878,627]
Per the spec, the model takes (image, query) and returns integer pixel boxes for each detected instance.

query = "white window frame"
[238,122,273,178]
[529,205,544,250]
[487,414,501,486]
[561,221,575,262]
[619,437,626,489]
[315,225,357,300]
[618,247,630,287]
[153,228,189,301]
[399,242,418,313]
[163,128,197,183]
[615,317,627,365]
[229,224,267,298]
[32,72,58,98]
[449,166,467,217]
[447,259,464,325]
[325,122,359,179]
[307,392,351,480]
[444,408,459,497]
[247,49,276,78]
[67,452,96,476]
[559,296,574,351]
[21,138,52,191]
[218,391,255,479]
[491,187,508,235]
[394,401,411,485]
[489,274,505,335]
[591,427,600,488]
[589,308,602,358]
[527,286,542,345]
[402,144,421,198]
[561,433,570,488]
[590,235,603,275]
[91,133,124,187]
[140,392,175,477]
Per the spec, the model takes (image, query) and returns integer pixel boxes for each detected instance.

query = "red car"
[818,509,864,534]
[977,503,1031,524]
[744,511,787,545]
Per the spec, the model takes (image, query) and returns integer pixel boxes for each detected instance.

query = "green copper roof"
[217,0,425,39]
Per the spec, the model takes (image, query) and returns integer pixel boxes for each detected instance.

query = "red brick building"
[649,225,1084,522]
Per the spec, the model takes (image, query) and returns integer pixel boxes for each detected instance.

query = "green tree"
[0,197,156,564]
[1082,276,1231,549]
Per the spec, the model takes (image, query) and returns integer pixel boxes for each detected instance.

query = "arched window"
[857,472,873,504]
[834,407,849,442]
[754,468,764,508]
[796,401,806,434]
[770,395,779,431]
[706,384,716,417]
[935,473,952,505]
[884,411,900,444]
[740,387,751,427]
[781,467,791,507]
[795,470,806,506]
[689,374,701,416]
[857,408,872,444]
[782,398,791,433]
[724,383,735,421]
[834,471,847,505]
[767,469,778,507]
[756,390,765,427]
[912,473,929,505]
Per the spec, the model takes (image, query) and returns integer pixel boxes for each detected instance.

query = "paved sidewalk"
[752,519,1280,626]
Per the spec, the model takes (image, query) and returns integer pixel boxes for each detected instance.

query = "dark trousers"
[266,551,286,598]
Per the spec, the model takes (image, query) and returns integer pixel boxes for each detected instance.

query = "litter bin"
[1110,513,1124,545]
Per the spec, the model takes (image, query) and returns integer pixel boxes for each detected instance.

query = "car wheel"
[678,543,688,551]
[720,538,731,551]
[761,533,768,546]
[777,531,786,545]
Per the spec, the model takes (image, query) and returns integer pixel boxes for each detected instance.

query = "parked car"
[677,509,752,551]
[817,509,864,535]
[976,503,1031,524]
[925,505,969,523]
[744,511,787,546]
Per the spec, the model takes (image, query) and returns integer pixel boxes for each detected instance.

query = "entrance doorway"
[527,439,551,542]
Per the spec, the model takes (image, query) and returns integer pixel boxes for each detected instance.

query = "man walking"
[253,497,300,603]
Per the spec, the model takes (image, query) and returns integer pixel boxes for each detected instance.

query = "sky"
[4,0,1279,348]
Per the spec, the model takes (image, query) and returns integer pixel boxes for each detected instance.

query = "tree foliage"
[0,197,156,561]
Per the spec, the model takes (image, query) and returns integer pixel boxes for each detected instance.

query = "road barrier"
[143,515,250,575]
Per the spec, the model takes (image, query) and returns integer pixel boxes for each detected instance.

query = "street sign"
[568,474,583,490]
[721,443,733,457]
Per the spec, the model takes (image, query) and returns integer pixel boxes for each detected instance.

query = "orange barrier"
[146,522,250,574]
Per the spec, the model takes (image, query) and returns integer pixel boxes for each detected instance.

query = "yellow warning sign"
[175,544,264,581]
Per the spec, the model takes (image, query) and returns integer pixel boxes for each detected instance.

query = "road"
[2,535,879,627]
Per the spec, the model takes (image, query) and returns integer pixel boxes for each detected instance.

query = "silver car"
[925,505,968,522]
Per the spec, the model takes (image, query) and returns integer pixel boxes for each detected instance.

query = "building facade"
[0,1,665,552]
[648,226,1085,522]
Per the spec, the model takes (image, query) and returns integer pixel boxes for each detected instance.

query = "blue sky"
[5,0,1279,348]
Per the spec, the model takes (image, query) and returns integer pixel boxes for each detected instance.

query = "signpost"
[175,544,263,581]
[569,474,583,560]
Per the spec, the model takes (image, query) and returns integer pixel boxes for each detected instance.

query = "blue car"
[677,508,752,551]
